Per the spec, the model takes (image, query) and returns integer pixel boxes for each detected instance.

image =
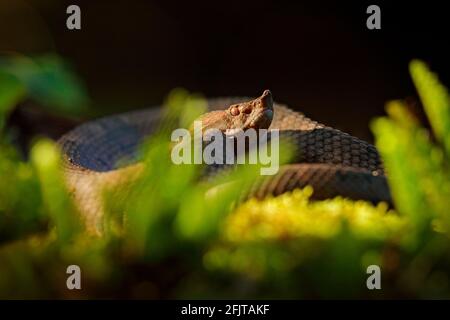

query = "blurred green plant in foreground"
[0,58,449,299]
[0,54,89,118]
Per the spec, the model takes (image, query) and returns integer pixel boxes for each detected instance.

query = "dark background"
[0,0,448,142]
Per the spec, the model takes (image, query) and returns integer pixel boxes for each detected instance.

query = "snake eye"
[230,106,240,116]
[243,107,252,114]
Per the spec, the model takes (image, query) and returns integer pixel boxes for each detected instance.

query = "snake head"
[225,90,274,133]
[195,90,274,134]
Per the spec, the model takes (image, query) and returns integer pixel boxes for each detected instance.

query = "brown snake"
[59,91,391,234]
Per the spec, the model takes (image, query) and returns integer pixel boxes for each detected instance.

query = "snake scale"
[58,91,391,234]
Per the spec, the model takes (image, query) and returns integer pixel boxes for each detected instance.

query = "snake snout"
[262,89,272,98]
[259,90,273,110]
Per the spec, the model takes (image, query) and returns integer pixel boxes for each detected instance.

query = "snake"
[58,90,391,234]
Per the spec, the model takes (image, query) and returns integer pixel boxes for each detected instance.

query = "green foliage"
[0,59,450,299]
[0,141,44,243]
[410,60,450,155]
[30,140,82,243]
[0,71,25,130]
[0,54,90,116]
[371,61,450,240]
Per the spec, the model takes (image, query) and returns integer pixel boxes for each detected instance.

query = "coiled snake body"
[59,91,390,234]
